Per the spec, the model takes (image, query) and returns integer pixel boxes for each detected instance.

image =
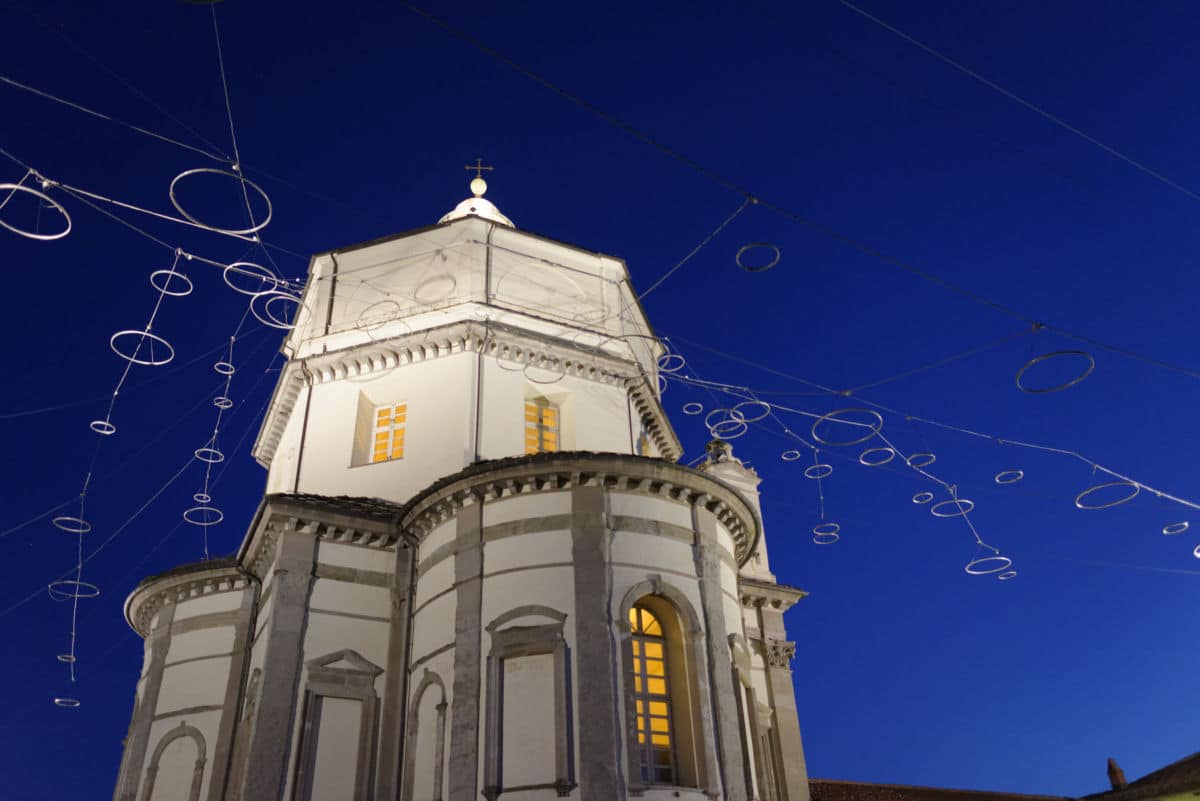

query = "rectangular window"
[371,403,406,463]
[524,400,559,455]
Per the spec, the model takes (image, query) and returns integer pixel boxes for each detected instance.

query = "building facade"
[112,183,811,801]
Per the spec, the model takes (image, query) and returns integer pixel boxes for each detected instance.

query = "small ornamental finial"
[465,158,494,197]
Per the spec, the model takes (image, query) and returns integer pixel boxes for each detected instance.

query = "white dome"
[438,194,514,227]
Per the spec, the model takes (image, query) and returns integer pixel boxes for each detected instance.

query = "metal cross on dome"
[465,158,494,180]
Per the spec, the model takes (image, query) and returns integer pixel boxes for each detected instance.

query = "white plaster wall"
[568,378,633,453]
[302,614,389,673]
[477,357,527,459]
[715,525,737,560]
[171,590,243,621]
[264,381,308,494]
[482,491,570,526]
[748,653,773,719]
[477,362,635,460]
[164,627,236,665]
[723,593,747,644]
[307,697,364,800]
[611,531,695,577]
[411,592,456,661]
[290,354,475,505]
[308,578,391,618]
[501,653,557,787]
[156,658,231,716]
[719,560,744,640]
[322,223,487,338]
[420,519,456,559]
[480,566,575,621]
[609,494,693,529]
[484,530,572,574]
[414,558,454,610]
[317,540,391,573]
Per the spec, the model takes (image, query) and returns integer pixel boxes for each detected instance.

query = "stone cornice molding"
[398,453,760,565]
[252,319,682,467]
[739,576,808,611]
[128,495,411,636]
[239,501,406,584]
[124,564,251,638]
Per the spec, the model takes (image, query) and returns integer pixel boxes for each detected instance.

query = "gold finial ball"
[470,177,488,197]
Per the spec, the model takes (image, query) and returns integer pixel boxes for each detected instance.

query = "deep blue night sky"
[1,2,1197,798]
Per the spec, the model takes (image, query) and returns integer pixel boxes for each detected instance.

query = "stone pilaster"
[761,610,809,801]
[571,485,623,800]
[237,524,318,801]
[448,501,484,801]
[113,601,176,801]
[376,542,415,801]
[694,506,749,801]
[207,589,255,801]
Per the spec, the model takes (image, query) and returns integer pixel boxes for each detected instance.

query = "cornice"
[397,452,761,566]
[239,498,406,584]
[124,563,251,638]
[252,319,683,467]
[739,576,808,611]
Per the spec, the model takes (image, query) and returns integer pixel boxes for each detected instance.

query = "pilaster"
[694,506,749,801]
[571,485,623,800]
[448,501,484,801]
[113,601,175,801]
[237,523,319,801]
[761,618,809,801]
[207,589,256,801]
[376,542,415,801]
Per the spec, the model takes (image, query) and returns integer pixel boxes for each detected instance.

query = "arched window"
[629,604,677,785]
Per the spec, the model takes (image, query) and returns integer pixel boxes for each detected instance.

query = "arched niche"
[142,721,207,801]
[403,669,447,801]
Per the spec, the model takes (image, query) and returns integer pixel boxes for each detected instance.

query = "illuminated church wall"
[114,185,809,801]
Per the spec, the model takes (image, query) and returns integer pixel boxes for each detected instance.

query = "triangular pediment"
[305,648,383,677]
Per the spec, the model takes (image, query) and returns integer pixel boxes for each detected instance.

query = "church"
[110,176,812,801]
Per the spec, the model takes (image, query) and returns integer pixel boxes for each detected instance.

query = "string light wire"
[400,2,1200,382]
[831,0,1200,204]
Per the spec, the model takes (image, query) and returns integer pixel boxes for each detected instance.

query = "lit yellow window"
[524,399,559,454]
[629,604,676,784]
[371,402,407,463]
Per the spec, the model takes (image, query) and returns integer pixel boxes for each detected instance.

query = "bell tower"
[113,178,811,801]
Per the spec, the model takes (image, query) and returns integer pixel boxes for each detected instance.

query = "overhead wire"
[0,75,229,163]
[0,337,246,420]
[637,198,753,300]
[0,148,304,293]
[399,3,1200,382]
[841,326,1038,395]
[5,1,233,157]
[663,334,1200,513]
[831,0,1200,204]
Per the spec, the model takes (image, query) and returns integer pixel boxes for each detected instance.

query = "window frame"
[619,582,717,796]
[370,402,407,464]
[524,398,560,455]
[630,605,679,785]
